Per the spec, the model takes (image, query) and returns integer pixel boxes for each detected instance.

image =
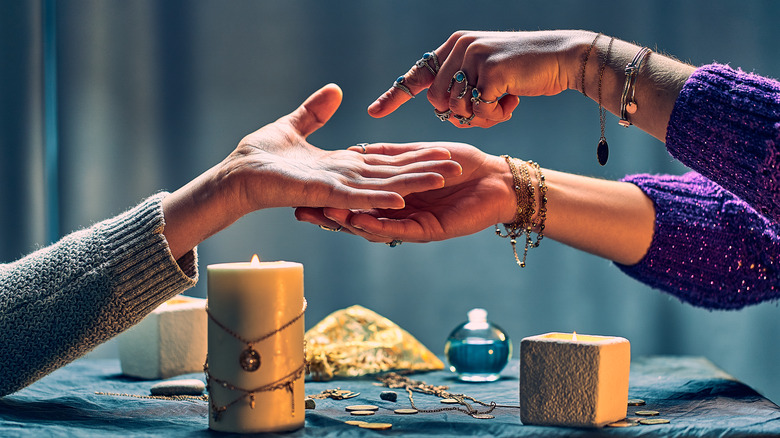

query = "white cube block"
[520,332,630,427]
[118,295,207,379]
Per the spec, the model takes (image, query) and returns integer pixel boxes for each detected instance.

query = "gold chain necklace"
[204,358,305,422]
[205,298,307,372]
[377,372,520,419]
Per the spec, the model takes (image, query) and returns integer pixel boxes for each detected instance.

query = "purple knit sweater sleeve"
[617,64,780,309]
[664,64,780,222]
[617,172,779,309]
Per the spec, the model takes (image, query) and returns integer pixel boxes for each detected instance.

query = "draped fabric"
[1,0,778,404]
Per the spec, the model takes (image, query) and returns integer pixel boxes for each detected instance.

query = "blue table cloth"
[1,356,779,437]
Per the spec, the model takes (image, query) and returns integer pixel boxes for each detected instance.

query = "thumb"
[285,83,343,138]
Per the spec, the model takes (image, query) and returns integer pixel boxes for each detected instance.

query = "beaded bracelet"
[618,47,652,127]
[495,156,547,268]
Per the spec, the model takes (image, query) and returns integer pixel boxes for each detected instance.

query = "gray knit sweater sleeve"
[0,193,198,396]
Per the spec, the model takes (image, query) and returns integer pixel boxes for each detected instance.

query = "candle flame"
[250,254,261,267]
[572,331,578,341]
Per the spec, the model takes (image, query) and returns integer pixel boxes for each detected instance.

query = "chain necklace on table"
[205,298,307,372]
[377,372,520,419]
[94,392,208,402]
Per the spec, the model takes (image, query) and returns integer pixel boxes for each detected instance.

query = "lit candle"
[520,332,630,427]
[206,255,305,433]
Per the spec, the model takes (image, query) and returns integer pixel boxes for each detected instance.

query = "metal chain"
[205,298,307,346]
[94,392,208,402]
[377,372,512,418]
[204,359,306,421]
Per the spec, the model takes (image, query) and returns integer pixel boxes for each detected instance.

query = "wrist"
[561,30,601,93]
[162,162,241,260]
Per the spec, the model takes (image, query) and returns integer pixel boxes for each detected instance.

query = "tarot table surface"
[1,356,779,437]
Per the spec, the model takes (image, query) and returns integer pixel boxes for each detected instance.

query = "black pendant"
[239,346,261,372]
[597,138,609,166]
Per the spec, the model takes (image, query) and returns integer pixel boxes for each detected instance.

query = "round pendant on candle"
[240,345,261,372]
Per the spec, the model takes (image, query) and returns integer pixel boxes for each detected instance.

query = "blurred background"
[2,0,778,403]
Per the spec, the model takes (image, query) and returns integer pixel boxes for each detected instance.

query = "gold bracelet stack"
[495,156,548,268]
[618,47,652,127]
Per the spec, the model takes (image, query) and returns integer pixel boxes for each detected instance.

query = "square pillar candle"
[519,332,630,428]
[118,294,207,379]
[206,255,306,434]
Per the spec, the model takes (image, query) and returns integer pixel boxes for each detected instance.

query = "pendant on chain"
[239,345,261,372]
[597,137,609,166]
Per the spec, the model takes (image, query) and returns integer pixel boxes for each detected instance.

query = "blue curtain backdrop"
[2,0,779,403]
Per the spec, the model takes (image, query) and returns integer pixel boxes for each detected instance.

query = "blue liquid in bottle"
[444,309,512,382]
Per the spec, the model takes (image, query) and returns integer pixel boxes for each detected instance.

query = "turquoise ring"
[416,51,440,75]
[393,76,415,98]
[447,70,468,93]
[471,88,497,105]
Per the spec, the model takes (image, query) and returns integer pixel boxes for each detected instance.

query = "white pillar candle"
[207,256,305,433]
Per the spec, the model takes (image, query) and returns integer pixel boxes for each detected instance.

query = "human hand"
[161,84,461,260]
[222,83,463,216]
[295,142,517,243]
[367,30,587,129]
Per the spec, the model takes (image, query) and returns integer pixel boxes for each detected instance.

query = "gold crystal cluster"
[305,305,443,381]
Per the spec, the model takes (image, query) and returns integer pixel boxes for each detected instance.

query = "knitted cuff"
[97,192,199,323]
[665,63,780,222]
[616,172,779,309]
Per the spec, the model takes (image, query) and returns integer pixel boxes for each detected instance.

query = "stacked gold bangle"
[495,156,548,268]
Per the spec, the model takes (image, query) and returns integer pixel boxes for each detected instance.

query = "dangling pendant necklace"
[206,298,307,372]
[596,37,615,166]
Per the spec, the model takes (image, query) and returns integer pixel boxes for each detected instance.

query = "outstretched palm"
[221,84,461,214]
[296,142,515,243]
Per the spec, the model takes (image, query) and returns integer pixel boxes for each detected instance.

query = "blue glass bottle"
[444,308,512,382]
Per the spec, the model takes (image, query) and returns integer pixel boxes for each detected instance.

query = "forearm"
[569,31,696,142]
[503,162,656,265]
[0,194,198,395]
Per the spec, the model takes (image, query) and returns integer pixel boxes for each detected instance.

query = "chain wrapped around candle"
[206,255,306,433]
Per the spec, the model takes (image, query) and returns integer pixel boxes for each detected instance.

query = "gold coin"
[627,399,646,406]
[349,410,376,416]
[640,418,670,425]
[394,408,419,415]
[472,414,495,419]
[606,420,639,427]
[346,405,379,411]
[359,423,393,430]
[635,410,660,416]
[345,420,367,426]
[440,398,460,404]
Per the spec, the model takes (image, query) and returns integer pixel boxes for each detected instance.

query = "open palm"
[295,142,515,243]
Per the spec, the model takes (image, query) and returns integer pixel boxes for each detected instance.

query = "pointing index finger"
[367,34,462,118]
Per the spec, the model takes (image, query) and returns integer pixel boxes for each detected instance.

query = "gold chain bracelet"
[495,156,547,268]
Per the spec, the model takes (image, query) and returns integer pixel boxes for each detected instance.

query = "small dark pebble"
[380,391,398,402]
[305,398,316,409]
